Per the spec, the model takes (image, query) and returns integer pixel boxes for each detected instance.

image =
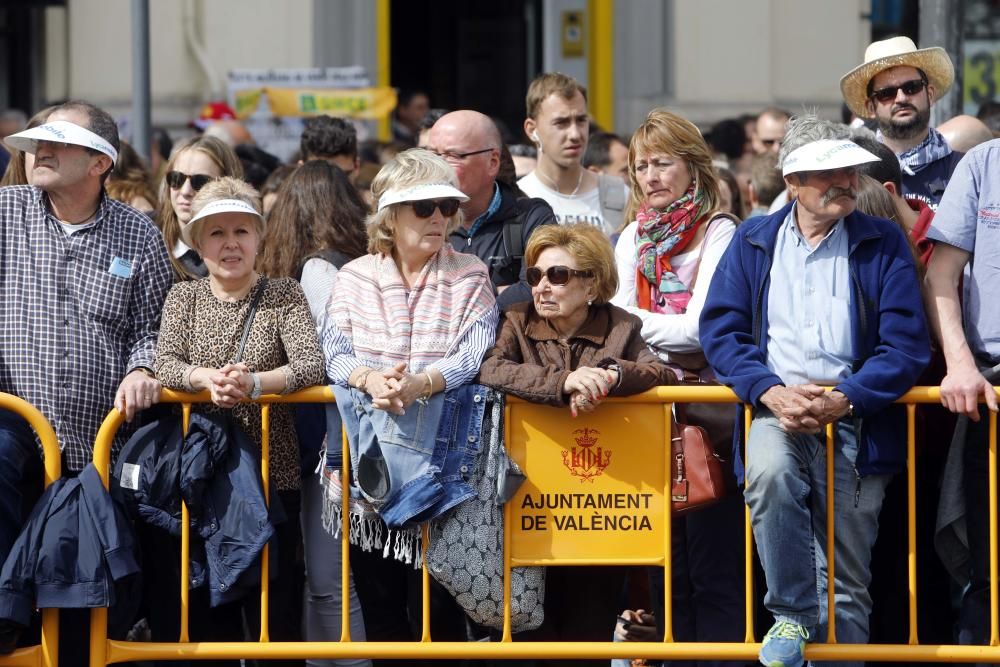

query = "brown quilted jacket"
[476,301,674,406]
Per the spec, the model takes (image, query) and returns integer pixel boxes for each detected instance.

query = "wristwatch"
[249,373,263,400]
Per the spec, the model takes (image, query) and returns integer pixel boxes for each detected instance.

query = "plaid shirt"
[0,185,173,470]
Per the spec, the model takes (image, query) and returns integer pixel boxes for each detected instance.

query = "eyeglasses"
[166,171,216,191]
[869,79,928,104]
[525,265,594,287]
[407,198,461,218]
[427,148,494,162]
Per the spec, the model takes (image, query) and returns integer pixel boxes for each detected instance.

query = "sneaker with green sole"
[758,619,810,667]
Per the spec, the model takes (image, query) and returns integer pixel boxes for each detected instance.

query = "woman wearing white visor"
[153,176,324,655]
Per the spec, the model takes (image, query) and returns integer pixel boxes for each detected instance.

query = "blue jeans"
[0,409,43,565]
[744,411,890,667]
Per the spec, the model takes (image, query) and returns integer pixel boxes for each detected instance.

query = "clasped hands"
[760,384,851,434]
[564,366,619,418]
[360,362,429,416]
[194,363,254,409]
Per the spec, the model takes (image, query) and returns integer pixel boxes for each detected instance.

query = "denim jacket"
[333,383,489,531]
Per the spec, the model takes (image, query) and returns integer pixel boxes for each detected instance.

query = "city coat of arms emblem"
[562,427,612,482]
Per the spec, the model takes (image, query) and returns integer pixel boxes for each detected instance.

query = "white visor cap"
[376,182,469,212]
[4,120,118,164]
[181,198,265,249]
[781,139,880,177]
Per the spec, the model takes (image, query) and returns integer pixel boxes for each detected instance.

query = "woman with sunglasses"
[156,135,243,281]
[321,148,498,652]
[476,223,671,661]
[611,109,743,667]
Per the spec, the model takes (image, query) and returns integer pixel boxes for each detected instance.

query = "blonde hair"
[525,72,587,119]
[187,177,264,250]
[524,223,618,304]
[157,136,244,280]
[626,109,722,228]
[366,148,464,255]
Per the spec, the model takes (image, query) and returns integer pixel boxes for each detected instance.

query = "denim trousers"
[0,409,43,565]
[744,411,890,667]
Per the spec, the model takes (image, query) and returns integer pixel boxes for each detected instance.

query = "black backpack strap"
[502,209,526,262]
[312,248,353,270]
[295,249,354,280]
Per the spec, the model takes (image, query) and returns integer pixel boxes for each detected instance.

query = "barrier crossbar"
[0,394,61,667]
[79,385,1000,664]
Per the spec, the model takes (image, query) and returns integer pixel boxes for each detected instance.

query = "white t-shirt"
[518,171,615,235]
[57,218,99,236]
[611,215,737,358]
[299,257,340,334]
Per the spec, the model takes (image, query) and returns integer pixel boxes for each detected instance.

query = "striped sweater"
[324,246,498,387]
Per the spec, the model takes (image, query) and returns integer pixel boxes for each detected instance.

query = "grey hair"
[778,114,852,170]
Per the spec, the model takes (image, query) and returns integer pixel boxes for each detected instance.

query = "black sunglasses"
[869,79,927,104]
[166,170,216,191]
[408,198,461,218]
[525,265,594,287]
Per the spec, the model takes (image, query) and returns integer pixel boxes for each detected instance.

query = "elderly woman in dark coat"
[477,222,672,662]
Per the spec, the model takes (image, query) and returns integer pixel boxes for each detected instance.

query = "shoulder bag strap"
[234,277,269,364]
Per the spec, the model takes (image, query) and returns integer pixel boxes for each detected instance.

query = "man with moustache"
[700,116,930,667]
[841,36,962,209]
[517,72,626,236]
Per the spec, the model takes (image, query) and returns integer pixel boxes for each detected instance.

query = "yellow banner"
[508,402,668,564]
[237,87,399,119]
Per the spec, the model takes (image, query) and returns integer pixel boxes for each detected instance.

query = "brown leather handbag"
[670,410,727,514]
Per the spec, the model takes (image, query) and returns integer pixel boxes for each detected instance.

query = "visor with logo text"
[182,198,265,249]
[781,139,880,177]
[4,120,118,163]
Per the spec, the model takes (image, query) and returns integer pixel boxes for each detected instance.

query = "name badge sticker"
[109,256,133,279]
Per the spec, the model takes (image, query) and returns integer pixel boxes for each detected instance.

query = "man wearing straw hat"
[0,101,172,561]
[700,115,930,667]
[840,36,963,210]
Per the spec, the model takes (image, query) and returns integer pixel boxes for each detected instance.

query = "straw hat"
[840,36,954,119]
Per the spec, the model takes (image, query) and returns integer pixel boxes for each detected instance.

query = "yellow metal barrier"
[82,385,1000,664]
[0,393,61,667]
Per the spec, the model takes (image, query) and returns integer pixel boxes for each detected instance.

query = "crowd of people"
[0,32,999,667]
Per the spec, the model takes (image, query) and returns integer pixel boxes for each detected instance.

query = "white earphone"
[531,130,540,142]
